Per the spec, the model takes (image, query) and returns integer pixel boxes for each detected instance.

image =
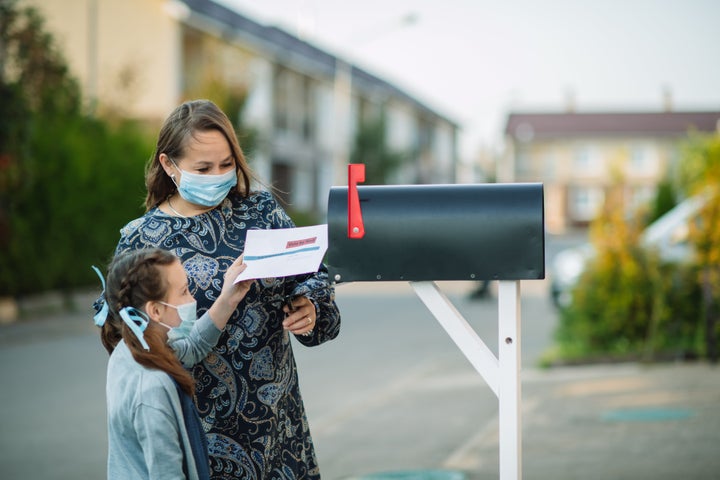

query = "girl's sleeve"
[169,312,222,367]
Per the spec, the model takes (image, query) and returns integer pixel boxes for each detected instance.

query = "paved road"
[2,275,719,479]
[296,281,553,477]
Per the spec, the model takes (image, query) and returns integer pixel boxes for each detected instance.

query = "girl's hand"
[221,255,253,306]
[208,256,253,331]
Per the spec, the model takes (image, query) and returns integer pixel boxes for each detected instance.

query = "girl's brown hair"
[144,99,261,210]
[102,248,195,396]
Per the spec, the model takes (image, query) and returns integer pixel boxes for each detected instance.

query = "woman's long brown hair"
[144,99,262,210]
[101,248,195,396]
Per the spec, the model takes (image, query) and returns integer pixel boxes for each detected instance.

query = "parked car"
[550,195,706,309]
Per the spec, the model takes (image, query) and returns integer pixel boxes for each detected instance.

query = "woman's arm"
[284,265,341,346]
[263,191,341,345]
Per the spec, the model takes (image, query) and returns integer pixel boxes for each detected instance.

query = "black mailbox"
[326,183,545,283]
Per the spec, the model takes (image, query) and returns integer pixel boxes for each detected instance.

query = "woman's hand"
[282,296,316,336]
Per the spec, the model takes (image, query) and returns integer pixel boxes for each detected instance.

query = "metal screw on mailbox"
[352,227,360,234]
[505,337,513,344]
[334,274,341,282]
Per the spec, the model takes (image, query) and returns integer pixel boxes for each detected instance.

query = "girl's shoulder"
[109,343,178,405]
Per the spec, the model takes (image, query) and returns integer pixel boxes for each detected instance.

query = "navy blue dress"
[116,190,341,479]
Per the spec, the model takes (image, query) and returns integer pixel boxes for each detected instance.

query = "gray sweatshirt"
[105,313,220,479]
[106,340,203,479]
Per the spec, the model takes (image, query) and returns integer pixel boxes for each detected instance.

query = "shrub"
[557,251,703,362]
[553,178,705,363]
[1,113,151,296]
[0,0,153,297]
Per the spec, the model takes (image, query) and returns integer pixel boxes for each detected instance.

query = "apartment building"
[501,110,720,232]
[24,0,459,215]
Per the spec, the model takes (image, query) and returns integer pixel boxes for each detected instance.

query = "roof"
[179,0,457,126]
[505,111,720,141]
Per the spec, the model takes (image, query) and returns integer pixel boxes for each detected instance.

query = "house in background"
[501,109,720,232]
[24,0,459,216]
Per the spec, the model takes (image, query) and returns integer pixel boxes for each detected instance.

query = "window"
[271,162,292,206]
[630,146,646,170]
[628,144,658,176]
[543,153,556,178]
[515,149,531,177]
[301,76,316,141]
[573,147,591,171]
[273,67,317,141]
[569,186,604,222]
[273,68,290,132]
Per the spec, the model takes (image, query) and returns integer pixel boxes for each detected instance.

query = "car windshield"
[641,195,705,247]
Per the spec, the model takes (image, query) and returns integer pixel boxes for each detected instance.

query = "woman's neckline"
[158,194,216,218]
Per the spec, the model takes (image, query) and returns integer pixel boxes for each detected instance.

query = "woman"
[99,248,251,480]
[115,99,341,479]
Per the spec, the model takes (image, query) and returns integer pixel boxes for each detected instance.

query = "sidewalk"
[459,361,720,479]
[341,362,720,480]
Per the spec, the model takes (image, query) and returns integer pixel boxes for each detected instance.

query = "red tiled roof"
[505,111,720,140]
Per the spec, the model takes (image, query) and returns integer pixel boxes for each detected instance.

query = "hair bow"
[91,265,109,327]
[119,306,151,351]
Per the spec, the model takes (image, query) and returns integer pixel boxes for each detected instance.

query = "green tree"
[0,0,151,301]
[1,0,78,256]
[350,114,405,185]
[647,176,678,225]
[678,133,720,362]
[553,171,704,364]
[557,181,657,359]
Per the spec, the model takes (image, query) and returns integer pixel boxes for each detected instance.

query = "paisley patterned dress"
[115,190,341,480]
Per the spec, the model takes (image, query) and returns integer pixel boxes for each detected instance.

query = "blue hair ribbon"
[119,307,151,351]
[91,265,109,327]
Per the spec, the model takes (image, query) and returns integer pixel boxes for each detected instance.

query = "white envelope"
[234,224,328,282]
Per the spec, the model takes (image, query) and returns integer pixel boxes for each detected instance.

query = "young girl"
[93,248,252,480]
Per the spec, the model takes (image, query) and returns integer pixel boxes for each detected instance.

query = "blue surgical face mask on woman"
[170,158,237,207]
[159,300,198,343]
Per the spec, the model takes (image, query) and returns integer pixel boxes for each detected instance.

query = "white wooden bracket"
[410,280,522,480]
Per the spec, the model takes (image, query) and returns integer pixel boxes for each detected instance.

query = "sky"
[217,0,720,160]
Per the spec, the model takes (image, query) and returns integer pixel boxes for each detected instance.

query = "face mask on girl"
[159,300,198,343]
[170,158,237,207]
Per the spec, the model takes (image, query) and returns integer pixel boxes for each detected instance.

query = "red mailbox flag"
[348,164,365,239]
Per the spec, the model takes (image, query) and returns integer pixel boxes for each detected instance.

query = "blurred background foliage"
[0,0,151,297]
[553,133,720,363]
